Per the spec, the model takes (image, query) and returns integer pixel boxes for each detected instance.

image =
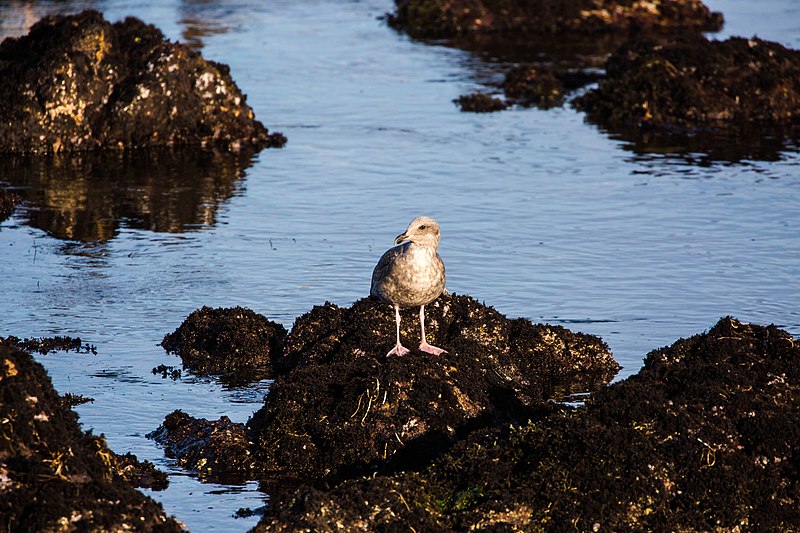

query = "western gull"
[371,216,447,357]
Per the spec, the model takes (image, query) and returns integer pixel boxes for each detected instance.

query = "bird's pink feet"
[419,341,446,355]
[387,342,411,357]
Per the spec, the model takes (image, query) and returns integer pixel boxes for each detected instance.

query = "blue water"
[1,0,799,530]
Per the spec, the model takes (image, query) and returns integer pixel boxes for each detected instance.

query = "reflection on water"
[0,0,96,39]
[0,148,256,242]
[610,124,800,164]
[178,0,232,50]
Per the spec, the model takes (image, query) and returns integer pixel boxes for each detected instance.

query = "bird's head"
[394,216,441,248]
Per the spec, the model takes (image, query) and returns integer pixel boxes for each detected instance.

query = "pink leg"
[387,305,410,357]
[418,305,446,355]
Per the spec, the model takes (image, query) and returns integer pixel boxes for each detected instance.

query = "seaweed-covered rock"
[113,452,170,491]
[575,36,800,132]
[162,306,287,378]
[453,92,508,112]
[248,294,617,483]
[259,317,800,531]
[152,295,617,486]
[0,344,182,532]
[0,189,20,222]
[388,0,723,39]
[503,65,565,108]
[147,410,254,484]
[0,10,285,154]
[4,335,96,355]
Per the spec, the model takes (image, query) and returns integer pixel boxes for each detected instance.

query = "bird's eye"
[419,225,427,230]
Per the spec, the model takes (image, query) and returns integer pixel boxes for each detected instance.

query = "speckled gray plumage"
[371,217,445,308]
[371,216,447,356]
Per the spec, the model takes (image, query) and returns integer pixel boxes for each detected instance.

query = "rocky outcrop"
[0,10,285,154]
[162,306,287,380]
[575,35,800,133]
[387,0,723,39]
[257,317,800,531]
[151,294,619,487]
[0,342,182,532]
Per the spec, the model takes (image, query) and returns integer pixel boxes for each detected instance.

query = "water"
[1,0,799,530]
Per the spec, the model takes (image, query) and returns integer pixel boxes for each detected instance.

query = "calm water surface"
[1,0,799,530]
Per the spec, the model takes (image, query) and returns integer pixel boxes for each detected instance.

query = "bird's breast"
[372,244,445,308]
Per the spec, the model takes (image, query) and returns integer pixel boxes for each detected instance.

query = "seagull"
[371,216,447,357]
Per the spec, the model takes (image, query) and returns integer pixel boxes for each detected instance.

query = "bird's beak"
[394,232,409,245]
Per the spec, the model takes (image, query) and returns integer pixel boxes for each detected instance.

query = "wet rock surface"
[575,35,800,134]
[0,9,285,154]
[147,410,254,484]
[503,65,565,108]
[388,0,723,39]
[0,344,182,532]
[257,317,800,531]
[162,306,287,379]
[113,452,170,491]
[453,91,508,112]
[152,294,618,488]
[4,335,97,355]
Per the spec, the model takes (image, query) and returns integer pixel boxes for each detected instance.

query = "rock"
[0,344,182,532]
[248,295,617,484]
[152,294,617,486]
[0,10,285,154]
[3,335,96,355]
[387,0,723,39]
[503,65,565,108]
[147,410,254,484]
[258,317,800,531]
[574,35,800,133]
[112,452,170,491]
[161,306,287,379]
[453,92,508,112]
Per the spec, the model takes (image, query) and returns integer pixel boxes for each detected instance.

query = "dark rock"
[0,188,20,222]
[151,294,617,486]
[0,10,285,154]
[161,306,287,379]
[388,0,723,39]
[60,392,95,408]
[147,410,254,484]
[112,452,170,491]
[258,317,800,531]
[249,294,617,483]
[575,35,800,132]
[503,65,565,108]
[152,364,183,380]
[0,344,182,531]
[3,335,97,355]
[453,92,508,112]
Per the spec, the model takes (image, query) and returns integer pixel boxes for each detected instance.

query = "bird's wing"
[370,244,405,297]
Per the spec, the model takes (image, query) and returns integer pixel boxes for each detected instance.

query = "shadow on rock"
[0,146,257,242]
[0,342,181,531]
[0,9,285,154]
[150,294,619,488]
[257,317,800,531]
